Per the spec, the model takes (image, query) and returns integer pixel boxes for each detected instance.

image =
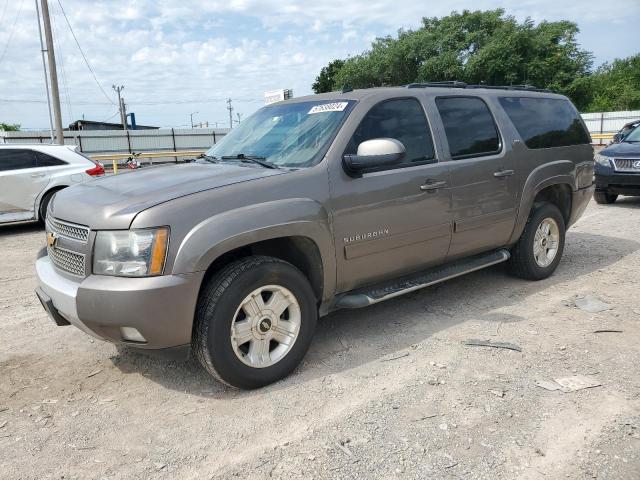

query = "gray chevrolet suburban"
[35,84,595,388]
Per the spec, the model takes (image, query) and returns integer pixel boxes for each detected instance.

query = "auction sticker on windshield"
[308,102,349,114]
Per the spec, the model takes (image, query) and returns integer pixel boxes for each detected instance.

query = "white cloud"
[0,0,638,128]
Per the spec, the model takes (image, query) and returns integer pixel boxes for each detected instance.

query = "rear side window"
[0,149,37,171]
[498,97,590,149]
[345,98,435,166]
[36,151,67,167]
[435,97,501,159]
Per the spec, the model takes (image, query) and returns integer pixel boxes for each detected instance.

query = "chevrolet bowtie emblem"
[46,232,57,247]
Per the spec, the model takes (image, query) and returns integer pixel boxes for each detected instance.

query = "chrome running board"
[333,249,510,310]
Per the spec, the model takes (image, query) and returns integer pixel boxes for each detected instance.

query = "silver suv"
[35,84,595,388]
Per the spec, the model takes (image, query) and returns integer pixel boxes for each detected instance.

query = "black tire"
[38,189,60,224]
[593,191,617,204]
[508,202,566,281]
[193,256,317,389]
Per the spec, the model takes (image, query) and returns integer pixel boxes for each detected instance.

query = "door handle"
[30,172,46,178]
[493,169,515,178]
[420,180,447,192]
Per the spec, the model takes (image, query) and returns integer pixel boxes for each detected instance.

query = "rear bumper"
[35,253,204,355]
[595,171,640,196]
[568,184,595,228]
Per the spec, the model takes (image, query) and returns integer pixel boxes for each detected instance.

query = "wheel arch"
[35,185,68,221]
[198,235,326,306]
[509,161,576,245]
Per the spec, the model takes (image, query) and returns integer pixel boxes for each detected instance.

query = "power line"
[132,97,262,105]
[100,110,120,122]
[0,97,264,106]
[0,98,110,105]
[0,0,25,66]
[56,0,115,105]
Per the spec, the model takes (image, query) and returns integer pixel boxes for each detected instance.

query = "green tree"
[578,54,640,112]
[312,59,345,94]
[0,123,20,131]
[313,9,593,99]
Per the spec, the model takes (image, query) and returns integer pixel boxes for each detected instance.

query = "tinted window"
[498,97,590,149]
[0,149,37,171]
[436,97,501,158]
[345,98,435,166]
[36,151,66,167]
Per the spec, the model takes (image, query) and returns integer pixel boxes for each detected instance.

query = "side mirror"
[342,138,405,177]
[612,133,622,143]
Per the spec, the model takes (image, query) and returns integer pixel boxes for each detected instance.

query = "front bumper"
[35,252,204,355]
[595,171,640,196]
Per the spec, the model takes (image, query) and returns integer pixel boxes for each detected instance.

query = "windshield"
[204,100,355,168]
[623,125,640,142]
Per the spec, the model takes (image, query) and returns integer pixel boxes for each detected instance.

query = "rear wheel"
[193,256,317,389]
[508,202,566,280]
[594,191,617,204]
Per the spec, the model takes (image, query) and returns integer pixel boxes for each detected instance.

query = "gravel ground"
[1,198,639,479]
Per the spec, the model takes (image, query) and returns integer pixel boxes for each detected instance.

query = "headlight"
[594,154,612,167]
[93,227,169,277]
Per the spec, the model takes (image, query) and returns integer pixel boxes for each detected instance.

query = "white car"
[0,144,104,224]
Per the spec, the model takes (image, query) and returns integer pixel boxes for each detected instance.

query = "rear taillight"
[86,162,105,176]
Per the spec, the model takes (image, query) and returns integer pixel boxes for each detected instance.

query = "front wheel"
[508,202,566,280]
[193,256,317,389]
[594,191,617,204]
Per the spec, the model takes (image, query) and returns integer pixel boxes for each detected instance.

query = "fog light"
[120,327,146,343]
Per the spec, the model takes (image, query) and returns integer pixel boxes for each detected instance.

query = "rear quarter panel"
[508,143,594,244]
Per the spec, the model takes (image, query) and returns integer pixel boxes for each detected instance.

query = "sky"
[0,0,639,130]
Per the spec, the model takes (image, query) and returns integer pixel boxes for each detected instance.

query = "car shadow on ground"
[608,196,640,209]
[0,221,42,236]
[110,230,640,398]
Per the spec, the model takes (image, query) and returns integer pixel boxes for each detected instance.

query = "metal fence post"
[599,113,604,146]
[172,128,178,162]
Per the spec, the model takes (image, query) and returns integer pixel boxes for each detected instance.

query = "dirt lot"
[1,198,639,479]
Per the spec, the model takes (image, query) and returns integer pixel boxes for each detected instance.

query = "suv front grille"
[47,217,90,243]
[612,158,640,173]
[48,245,86,277]
[45,217,90,277]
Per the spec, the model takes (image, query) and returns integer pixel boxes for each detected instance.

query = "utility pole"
[35,0,54,142]
[112,85,127,130]
[40,0,64,144]
[190,111,198,128]
[227,98,233,129]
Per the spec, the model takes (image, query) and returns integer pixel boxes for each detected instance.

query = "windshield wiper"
[197,153,218,163]
[221,153,279,169]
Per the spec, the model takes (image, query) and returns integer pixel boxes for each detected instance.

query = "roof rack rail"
[405,81,467,89]
[466,84,551,93]
[402,81,552,93]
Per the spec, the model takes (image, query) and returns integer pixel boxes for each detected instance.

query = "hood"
[600,142,640,158]
[51,162,286,229]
